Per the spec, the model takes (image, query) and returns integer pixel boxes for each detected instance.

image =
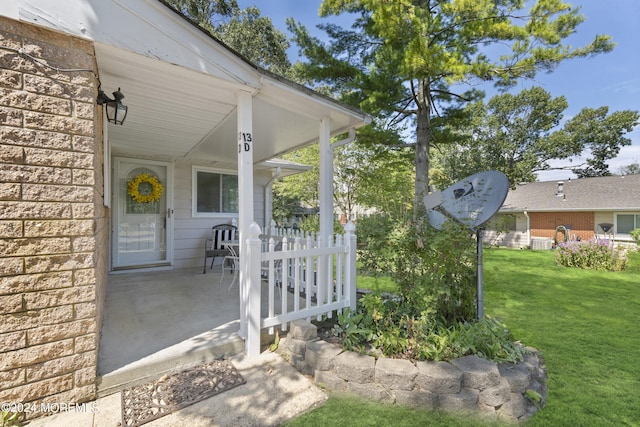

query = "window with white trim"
[192,167,238,216]
[615,213,640,234]
[489,214,516,232]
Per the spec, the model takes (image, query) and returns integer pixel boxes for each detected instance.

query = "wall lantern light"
[97,87,128,125]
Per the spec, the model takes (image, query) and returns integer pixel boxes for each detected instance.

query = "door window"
[113,158,171,269]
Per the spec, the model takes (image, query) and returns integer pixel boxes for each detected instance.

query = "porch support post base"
[246,222,262,357]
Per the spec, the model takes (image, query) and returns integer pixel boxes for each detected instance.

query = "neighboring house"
[338,204,377,225]
[485,175,640,249]
[0,0,368,410]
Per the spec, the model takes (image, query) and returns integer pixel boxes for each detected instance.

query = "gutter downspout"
[319,126,356,313]
[524,211,530,249]
[264,167,281,230]
[320,127,356,240]
[332,128,356,151]
[329,128,356,224]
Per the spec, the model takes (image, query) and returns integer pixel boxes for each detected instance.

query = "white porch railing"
[244,222,357,356]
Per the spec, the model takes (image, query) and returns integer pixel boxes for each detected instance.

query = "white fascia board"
[0,1,18,18]
[256,159,313,177]
[15,0,262,88]
[499,207,639,213]
[258,74,371,133]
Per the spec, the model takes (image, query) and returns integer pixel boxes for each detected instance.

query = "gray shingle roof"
[500,175,640,212]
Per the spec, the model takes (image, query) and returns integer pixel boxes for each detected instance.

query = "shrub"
[630,228,640,245]
[350,212,524,363]
[333,295,525,362]
[555,238,627,271]
[357,213,477,324]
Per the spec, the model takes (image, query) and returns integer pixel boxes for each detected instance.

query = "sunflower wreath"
[127,173,164,203]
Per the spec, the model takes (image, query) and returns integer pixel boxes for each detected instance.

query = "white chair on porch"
[261,238,283,297]
[221,242,239,290]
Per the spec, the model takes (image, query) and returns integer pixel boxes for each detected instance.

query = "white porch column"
[237,90,255,340]
[319,117,333,240]
[318,118,332,310]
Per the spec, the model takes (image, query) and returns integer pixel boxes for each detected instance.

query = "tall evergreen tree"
[289,0,614,207]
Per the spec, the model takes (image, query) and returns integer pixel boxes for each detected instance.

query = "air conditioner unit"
[531,238,553,250]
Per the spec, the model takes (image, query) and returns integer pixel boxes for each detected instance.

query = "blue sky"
[239,1,640,181]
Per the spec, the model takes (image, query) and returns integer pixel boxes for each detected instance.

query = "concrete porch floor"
[26,268,328,427]
[97,267,275,395]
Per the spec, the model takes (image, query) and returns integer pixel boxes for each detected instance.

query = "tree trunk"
[414,78,431,212]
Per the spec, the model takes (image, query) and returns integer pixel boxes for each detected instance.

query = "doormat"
[121,359,245,427]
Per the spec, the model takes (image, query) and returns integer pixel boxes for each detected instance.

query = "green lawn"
[354,270,398,294]
[285,248,640,426]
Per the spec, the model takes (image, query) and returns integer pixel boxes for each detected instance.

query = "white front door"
[112,158,173,269]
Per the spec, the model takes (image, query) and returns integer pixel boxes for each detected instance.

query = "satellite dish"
[423,171,509,230]
[423,171,510,320]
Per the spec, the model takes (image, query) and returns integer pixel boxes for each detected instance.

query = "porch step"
[97,320,245,397]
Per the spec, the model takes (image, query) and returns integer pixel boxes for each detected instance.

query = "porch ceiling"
[96,44,367,168]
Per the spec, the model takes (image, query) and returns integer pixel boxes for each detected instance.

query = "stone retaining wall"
[280,320,547,423]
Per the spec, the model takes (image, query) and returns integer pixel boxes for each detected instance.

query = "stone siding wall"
[0,16,106,413]
[282,320,547,423]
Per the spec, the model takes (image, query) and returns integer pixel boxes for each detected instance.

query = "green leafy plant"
[412,317,525,362]
[525,389,543,410]
[630,228,640,245]
[461,317,526,363]
[335,292,525,363]
[1,411,22,427]
[331,308,374,353]
[269,329,280,352]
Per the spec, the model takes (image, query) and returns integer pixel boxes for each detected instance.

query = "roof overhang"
[501,207,640,213]
[256,159,312,178]
[12,0,370,167]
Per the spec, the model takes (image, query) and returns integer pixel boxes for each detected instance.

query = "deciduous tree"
[564,107,639,177]
[618,162,640,176]
[164,0,291,74]
[434,87,569,187]
[433,88,638,186]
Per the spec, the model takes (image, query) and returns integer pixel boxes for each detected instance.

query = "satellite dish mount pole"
[424,171,510,322]
[476,226,485,320]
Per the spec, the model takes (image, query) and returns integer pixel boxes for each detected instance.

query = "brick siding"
[0,16,107,412]
[529,211,595,242]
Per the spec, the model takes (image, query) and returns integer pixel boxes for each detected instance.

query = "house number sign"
[238,132,252,153]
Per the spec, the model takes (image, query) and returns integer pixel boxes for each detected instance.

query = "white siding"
[594,212,615,238]
[485,213,529,249]
[171,161,269,269]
